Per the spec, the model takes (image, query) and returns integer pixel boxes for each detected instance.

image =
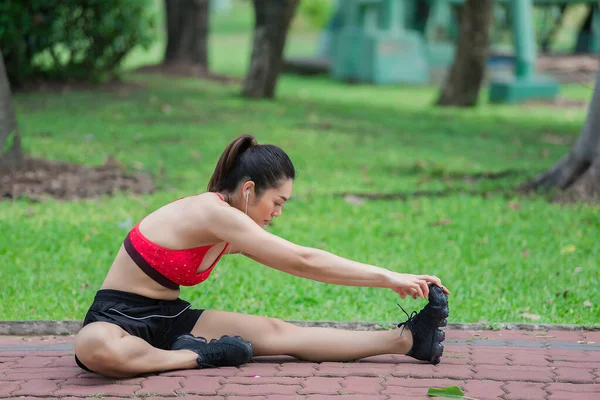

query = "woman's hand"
[386,273,450,299]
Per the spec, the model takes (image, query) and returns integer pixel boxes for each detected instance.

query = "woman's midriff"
[100,245,181,300]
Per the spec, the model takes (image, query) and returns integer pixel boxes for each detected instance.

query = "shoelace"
[396,303,418,336]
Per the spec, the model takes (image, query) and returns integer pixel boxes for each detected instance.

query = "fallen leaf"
[577,340,596,344]
[508,201,521,210]
[542,134,570,145]
[343,195,364,205]
[522,249,529,257]
[541,148,551,157]
[427,385,465,398]
[161,104,172,114]
[584,300,592,308]
[521,313,541,321]
[574,267,583,274]
[431,218,452,227]
[560,245,577,255]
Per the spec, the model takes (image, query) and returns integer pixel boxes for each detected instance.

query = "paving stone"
[298,377,343,395]
[146,397,224,400]
[383,378,465,388]
[503,382,547,400]
[46,355,78,368]
[553,367,597,384]
[0,381,21,397]
[54,383,141,397]
[508,350,549,366]
[3,370,80,380]
[340,377,384,395]
[275,363,317,377]
[474,365,553,382]
[12,379,62,396]
[136,376,184,396]
[548,393,600,400]
[582,331,600,342]
[179,375,224,395]
[552,361,599,369]
[228,376,303,385]
[316,363,390,377]
[306,396,387,400]
[445,330,482,340]
[265,396,304,400]
[161,367,238,377]
[11,356,55,368]
[219,383,302,396]
[521,330,585,342]
[585,352,600,362]
[471,351,510,365]
[434,364,474,380]
[392,363,437,378]
[546,382,600,393]
[548,349,590,363]
[237,363,280,376]
[462,380,505,400]
[359,355,398,363]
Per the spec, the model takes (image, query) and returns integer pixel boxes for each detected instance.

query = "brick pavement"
[0,329,599,399]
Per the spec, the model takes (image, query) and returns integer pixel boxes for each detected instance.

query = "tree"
[163,0,211,73]
[520,68,600,201]
[0,48,23,170]
[242,0,300,99]
[437,0,494,107]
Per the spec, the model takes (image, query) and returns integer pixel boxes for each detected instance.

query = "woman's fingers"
[417,279,429,298]
[417,275,450,294]
[411,283,425,299]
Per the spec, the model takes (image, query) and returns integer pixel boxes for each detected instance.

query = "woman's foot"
[171,334,253,368]
[397,284,449,365]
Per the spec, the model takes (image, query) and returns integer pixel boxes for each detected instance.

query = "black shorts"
[74,289,204,372]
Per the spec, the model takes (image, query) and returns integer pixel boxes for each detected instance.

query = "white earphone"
[245,188,250,214]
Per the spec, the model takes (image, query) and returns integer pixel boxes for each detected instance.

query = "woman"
[74,134,450,378]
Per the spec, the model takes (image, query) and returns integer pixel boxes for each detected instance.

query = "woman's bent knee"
[74,323,130,377]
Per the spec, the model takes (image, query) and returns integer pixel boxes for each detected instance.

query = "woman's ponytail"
[207,134,258,192]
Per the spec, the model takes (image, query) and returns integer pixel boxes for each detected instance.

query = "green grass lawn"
[1,5,598,326]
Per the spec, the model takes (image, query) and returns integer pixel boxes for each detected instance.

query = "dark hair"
[207,134,295,196]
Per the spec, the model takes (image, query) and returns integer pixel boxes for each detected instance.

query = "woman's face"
[248,179,293,228]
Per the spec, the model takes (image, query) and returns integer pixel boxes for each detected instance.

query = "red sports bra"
[123,193,229,289]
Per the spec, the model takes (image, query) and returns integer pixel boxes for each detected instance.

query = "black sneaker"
[171,334,253,368]
[397,283,449,365]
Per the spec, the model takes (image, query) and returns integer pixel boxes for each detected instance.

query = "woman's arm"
[203,202,447,298]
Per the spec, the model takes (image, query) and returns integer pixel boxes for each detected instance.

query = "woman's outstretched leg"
[192,310,414,362]
[191,286,448,364]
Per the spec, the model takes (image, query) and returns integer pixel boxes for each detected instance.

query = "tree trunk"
[163,0,210,71]
[437,0,494,107]
[0,48,23,170]
[242,0,300,99]
[520,66,600,202]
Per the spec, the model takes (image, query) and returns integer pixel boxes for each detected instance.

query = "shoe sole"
[217,335,254,364]
[428,285,448,365]
[428,286,449,328]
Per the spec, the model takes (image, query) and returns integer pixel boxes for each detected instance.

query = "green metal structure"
[330,0,429,84]
[327,0,599,102]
